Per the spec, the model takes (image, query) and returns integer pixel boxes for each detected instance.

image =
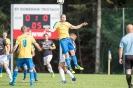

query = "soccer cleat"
[70,69,75,74]
[60,80,67,84]
[22,78,26,82]
[51,72,55,78]
[0,73,2,77]
[75,66,84,70]
[35,79,39,82]
[9,82,14,86]
[72,77,76,83]
[130,83,133,88]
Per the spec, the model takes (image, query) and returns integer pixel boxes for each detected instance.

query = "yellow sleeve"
[67,22,72,28]
[31,36,36,44]
[16,37,20,45]
[8,39,11,44]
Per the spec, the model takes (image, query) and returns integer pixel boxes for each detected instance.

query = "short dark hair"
[44,33,49,36]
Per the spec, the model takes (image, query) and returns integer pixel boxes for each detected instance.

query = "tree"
[95,0,101,73]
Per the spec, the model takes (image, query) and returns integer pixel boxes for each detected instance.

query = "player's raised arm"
[70,22,88,30]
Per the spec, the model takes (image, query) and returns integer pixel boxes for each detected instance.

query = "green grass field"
[0,73,128,88]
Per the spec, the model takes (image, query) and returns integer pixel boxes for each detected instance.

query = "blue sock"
[34,72,38,80]
[71,55,79,67]
[12,71,18,84]
[30,72,34,85]
[0,67,3,74]
[65,58,72,70]
[23,70,27,79]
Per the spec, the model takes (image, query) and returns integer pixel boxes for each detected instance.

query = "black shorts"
[125,55,133,69]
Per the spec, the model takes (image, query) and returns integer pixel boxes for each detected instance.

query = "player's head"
[70,33,77,41]
[60,14,66,22]
[44,33,49,40]
[2,31,7,38]
[126,24,133,33]
[21,26,27,33]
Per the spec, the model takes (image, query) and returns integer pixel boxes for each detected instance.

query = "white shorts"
[43,55,53,65]
[0,55,7,65]
[59,54,71,66]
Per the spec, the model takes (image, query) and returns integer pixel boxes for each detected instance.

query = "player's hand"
[6,52,9,55]
[49,46,53,50]
[119,58,123,64]
[82,22,88,26]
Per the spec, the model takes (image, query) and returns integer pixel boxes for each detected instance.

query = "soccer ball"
[57,0,64,5]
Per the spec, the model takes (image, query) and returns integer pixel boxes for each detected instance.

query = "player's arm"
[3,39,10,55]
[11,43,19,54]
[34,42,42,51]
[118,47,123,64]
[46,28,56,32]
[50,43,56,50]
[31,51,35,57]
[70,22,88,30]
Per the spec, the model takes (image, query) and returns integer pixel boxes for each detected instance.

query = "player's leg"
[59,38,74,71]
[26,58,34,86]
[22,64,28,82]
[58,62,66,83]
[0,66,3,77]
[46,55,55,78]
[7,55,11,70]
[1,55,12,82]
[64,66,76,83]
[125,55,133,88]
[9,59,24,86]
[33,66,38,81]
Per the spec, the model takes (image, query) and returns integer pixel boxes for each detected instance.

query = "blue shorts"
[7,55,10,60]
[60,38,74,54]
[22,63,35,68]
[16,58,34,70]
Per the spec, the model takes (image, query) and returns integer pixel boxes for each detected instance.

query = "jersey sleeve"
[67,22,72,29]
[8,39,11,45]
[119,38,124,48]
[31,36,36,44]
[51,41,55,47]
[16,37,20,45]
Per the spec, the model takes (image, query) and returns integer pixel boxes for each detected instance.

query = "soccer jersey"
[5,38,10,53]
[0,38,7,55]
[119,33,133,55]
[16,34,36,58]
[53,21,72,40]
[41,40,55,57]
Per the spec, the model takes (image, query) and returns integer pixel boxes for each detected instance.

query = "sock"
[0,66,3,74]
[6,69,12,80]
[47,64,53,73]
[30,72,34,84]
[23,70,27,79]
[59,69,65,81]
[66,70,74,78]
[12,70,18,83]
[65,58,72,70]
[34,72,38,80]
[126,74,132,87]
[71,55,79,67]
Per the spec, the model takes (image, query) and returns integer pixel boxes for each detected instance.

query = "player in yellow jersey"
[46,14,88,78]
[9,26,41,86]
[0,31,11,77]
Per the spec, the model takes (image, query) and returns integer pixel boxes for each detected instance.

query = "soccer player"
[40,33,56,78]
[0,31,11,77]
[0,37,12,82]
[9,26,41,86]
[119,24,133,88]
[46,14,88,73]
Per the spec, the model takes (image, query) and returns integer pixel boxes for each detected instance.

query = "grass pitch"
[0,73,127,88]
